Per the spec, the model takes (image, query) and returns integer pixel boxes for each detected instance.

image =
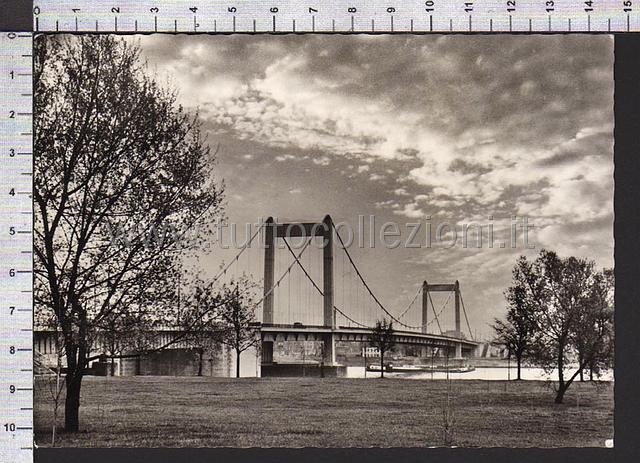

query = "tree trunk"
[555,347,565,403]
[516,355,521,380]
[110,358,116,376]
[578,353,584,382]
[589,366,594,382]
[52,358,62,446]
[554,384,567,404]
[51,403,57,446]
[380,351,384,379]
[64,371,83,432]
[197,349,203,377]
[236,350,241,378]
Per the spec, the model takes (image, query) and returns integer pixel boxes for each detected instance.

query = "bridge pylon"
[261,215,337,366]
[454,280,462,359]
[421,281,428,334]
[421,280,463,359]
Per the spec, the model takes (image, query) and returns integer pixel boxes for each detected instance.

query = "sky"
[132,35,614,339]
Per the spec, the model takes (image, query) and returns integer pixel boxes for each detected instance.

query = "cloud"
[275,154,296,162]
[133,35,613,338]
[393,202,426,219]
[313,156,331,166]
[139,36,613,232]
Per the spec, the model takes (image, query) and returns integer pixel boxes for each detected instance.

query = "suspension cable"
[332,222,426,330]
[254,238,312,308]
[212,222,264,285]
[427,291,447,335]
[397,285,422,320]
[459,291,474,340]
[280,237,368,328]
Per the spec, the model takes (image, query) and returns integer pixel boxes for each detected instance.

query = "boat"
[366,363,476,373]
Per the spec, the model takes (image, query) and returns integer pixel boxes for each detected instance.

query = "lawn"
[34,376,613,448]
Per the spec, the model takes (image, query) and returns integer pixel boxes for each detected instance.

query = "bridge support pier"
[261,341,274,365]
[323,333,337,366]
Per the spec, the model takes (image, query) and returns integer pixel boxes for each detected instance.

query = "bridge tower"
[261,215,337,366]
[421,280,463,359]
[454,280,461,358]
[421,281,429,334]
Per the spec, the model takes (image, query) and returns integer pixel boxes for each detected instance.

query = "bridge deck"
[259,323,479,348]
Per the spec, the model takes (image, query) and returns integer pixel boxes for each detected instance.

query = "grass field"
[34,376,613,448]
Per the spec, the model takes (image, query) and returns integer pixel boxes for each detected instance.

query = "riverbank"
[34,376,613,448]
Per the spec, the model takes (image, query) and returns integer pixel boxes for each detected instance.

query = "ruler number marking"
[1,32,34,457]
[26,1,640,32]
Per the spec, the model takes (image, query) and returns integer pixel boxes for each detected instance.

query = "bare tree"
[34,35,224,432]
[441,350,456,447]
[46,322,66,446]
[178,280,225,376]
[492,257,538,380]
[513,250,614,403]
[217,278,260,378]
[104,309,158,376]
[369,318,396,378]
[572,268,614,382]
[97,312,138,376]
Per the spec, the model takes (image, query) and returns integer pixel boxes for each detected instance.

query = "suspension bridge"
[215,215,480,368]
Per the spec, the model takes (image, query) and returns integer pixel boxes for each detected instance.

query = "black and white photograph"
[32,34,614,448]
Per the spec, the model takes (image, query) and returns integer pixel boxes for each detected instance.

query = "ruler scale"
[30,0,640,33]
[0,32,34,463]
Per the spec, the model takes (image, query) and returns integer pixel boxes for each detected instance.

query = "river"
[345,366,614,381]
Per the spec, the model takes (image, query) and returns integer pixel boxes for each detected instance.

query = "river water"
[345,366,614,381]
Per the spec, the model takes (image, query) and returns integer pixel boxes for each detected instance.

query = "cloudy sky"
[132,35,613,338]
